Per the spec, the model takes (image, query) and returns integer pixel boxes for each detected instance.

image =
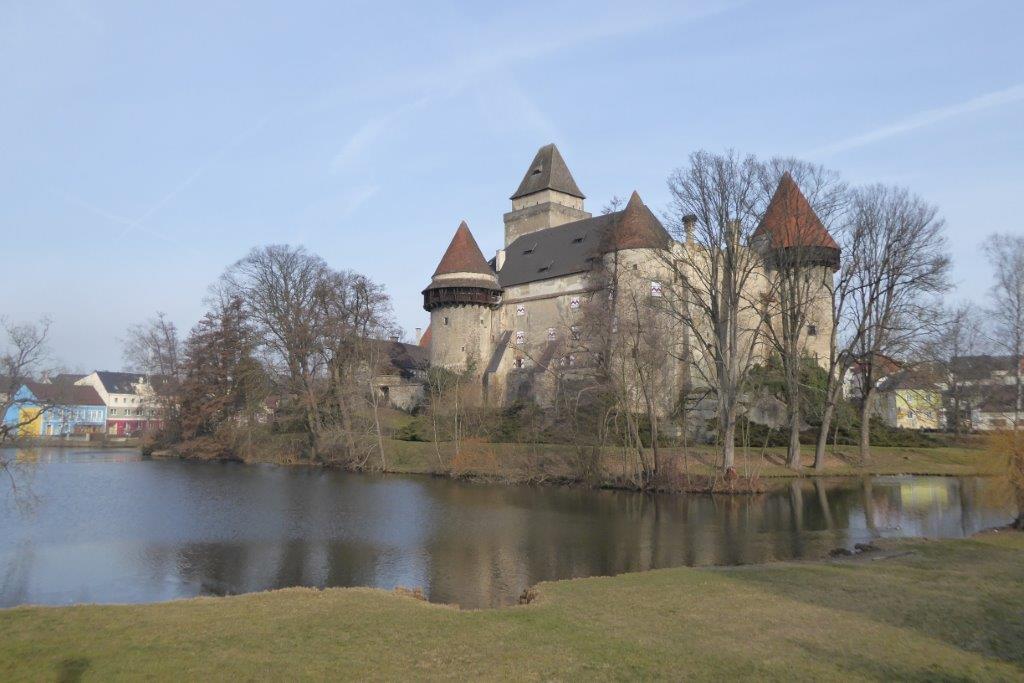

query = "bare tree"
[1,318,55,493]
[122,312,184,438]
[924,303,989,433]
[1,318,54,445]
[662,150,768,472]
[845,185,951,461]
[219,245,334,458]
[983,233,1024,434]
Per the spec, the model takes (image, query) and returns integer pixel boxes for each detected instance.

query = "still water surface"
[0,448,1013,608]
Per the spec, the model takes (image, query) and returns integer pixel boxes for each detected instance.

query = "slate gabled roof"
[94,371,147,394]
[499,192,671,287]
[510,144,585,200]
[432,221,496,278]
[24,381,105,406]
[754,173,838,251]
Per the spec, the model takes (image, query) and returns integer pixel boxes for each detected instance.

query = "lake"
[0,447,1013,608]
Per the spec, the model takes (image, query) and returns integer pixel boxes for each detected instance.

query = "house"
[843,353,903,400]
[75,371,165,436]
[971,385,1022,431]
[874,368,945,430]
[3,381,106,437]
[370,340,429,411]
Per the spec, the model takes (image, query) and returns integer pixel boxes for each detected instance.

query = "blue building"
[3,382,107,437]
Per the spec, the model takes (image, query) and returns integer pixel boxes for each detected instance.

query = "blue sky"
[2,0,1022,371]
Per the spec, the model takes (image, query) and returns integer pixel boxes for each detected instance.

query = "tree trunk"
[722,408,736,471]
[859,388,874,463]
[786,405,801,470]
[814,399,836,470]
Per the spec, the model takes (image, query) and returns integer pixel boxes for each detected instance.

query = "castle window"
[632,264,638,270]
[569,296,581,310]
[515,330,525,345]
[547,327,556,341]
[808,324,818,337]
[443,316,449,326]
[650,281,663,298]
[571,325,581,341]
[514,357,524,369]
[516,304,526,316]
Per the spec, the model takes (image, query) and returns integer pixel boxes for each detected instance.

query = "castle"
[420,144,838,411]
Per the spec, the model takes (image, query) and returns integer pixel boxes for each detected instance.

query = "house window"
[515,330,525,345]
[547,327,556,341]
[516,304,526,316]
[807,324,818,337]
[569,296,581,310]
[514,357,524,369]
[650,281,663,298]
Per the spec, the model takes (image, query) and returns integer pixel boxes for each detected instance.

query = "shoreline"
[2,531,1021,679]
[153,438,1005,491]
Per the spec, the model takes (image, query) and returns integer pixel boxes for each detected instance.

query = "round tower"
[422,221,502,373]
[753,172,841,364]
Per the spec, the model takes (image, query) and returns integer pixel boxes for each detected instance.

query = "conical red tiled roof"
[418,325,431,348]
[606,191,672,250]
[432,221,494,277]
[755,173,838,251]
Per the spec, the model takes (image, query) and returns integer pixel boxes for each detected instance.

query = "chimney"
[495,248,506,271]
[414,327,422,343]
[682,214,697,244]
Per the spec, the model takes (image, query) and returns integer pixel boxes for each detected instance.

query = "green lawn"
[2,532,1023,680]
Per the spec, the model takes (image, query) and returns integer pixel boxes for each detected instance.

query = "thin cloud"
[808,83,1024,157]
[117,111,276,239]
[327,1,741,173]
[330,98,428,173]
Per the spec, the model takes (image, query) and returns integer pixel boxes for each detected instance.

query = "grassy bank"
[381,439,1004,481]
[1,532,1022,680]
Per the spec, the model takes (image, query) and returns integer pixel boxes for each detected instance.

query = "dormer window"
[572,234,585,244]
[537,262,552,273]
[530,166,542,176]
[523,243,536,255]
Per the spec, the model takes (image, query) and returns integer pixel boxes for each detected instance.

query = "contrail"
[807,83,1024,157]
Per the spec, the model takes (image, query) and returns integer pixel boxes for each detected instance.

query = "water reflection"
[0,448,1013,608]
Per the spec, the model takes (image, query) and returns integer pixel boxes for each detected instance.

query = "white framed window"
[515,330,525,345]
[569,296,581,311]
[514,357,524,369]
[547,327,556,341]
[515,304,526,316]
[650,281,663,298]
[570,325,581,341]
[568,354,577,367]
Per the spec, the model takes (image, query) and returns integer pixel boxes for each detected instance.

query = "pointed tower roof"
[510,143,585,200]
[754,173,839,251]
[606,191,672,250]
[432,221,495,277]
